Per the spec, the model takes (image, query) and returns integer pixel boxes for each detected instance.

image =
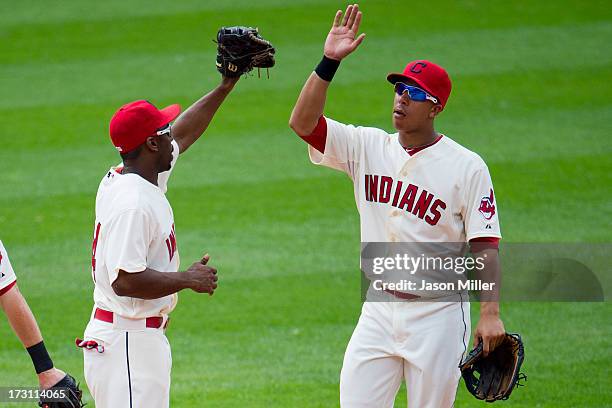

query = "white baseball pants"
[340,297,470,408]
[82,318,172,408]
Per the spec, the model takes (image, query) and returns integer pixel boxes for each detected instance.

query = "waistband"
[92,307,169,330]
[384,289,420,300]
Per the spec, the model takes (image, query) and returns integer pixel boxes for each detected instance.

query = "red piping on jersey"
[469,237,500,251]
[404,135,443,156]
[0,280,17,296]
[298,116,327,154]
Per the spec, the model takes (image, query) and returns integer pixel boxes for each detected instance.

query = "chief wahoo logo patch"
[479,189,496,220]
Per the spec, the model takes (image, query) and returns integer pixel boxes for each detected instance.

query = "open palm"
[324,4,366,61]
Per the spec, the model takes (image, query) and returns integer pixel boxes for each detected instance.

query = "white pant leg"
[340,302,403,408]
[398,300,471,408]
[82,320,172,408]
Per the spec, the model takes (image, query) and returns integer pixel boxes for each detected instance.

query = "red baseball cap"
[387,60,452,109]
[109,100,181,153]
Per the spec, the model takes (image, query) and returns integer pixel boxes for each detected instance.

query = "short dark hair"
[120,143,143,161]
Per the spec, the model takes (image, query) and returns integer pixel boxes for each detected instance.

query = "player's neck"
[398,127,438,149]
[121,164,159,186]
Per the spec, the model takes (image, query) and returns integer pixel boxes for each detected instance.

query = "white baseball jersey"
[0,240,17,296]
[308,117,501,244]
[306,117,496,407]
[90,140,181,319]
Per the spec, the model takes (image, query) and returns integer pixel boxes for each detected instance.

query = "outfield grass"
[1,1,611,406]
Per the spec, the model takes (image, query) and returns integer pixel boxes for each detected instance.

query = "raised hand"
[324,4,366,61]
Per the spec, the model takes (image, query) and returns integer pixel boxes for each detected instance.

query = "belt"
[93,307,169,329]
[384,289,420,300]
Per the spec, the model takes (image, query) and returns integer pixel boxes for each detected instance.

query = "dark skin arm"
[171,76,239,154]
[472,248,505,356]
[112,255,218,299]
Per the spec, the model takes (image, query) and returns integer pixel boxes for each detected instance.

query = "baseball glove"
[215,26,275,77]
[39,374,84,408]
[459,333,526,402]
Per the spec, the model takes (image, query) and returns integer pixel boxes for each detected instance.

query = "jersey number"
[91,222,101,283]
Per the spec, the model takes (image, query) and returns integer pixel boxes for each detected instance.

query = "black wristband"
[26,341,53,374]
[315,55,341,82]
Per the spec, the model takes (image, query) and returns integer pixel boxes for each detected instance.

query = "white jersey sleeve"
[158,139,180,194]
[463,162,502,241]
[308,117,366,180]
[0,240,17,295]
[103,209,152,284]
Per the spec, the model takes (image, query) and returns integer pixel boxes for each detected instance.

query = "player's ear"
[429,104,442,119]
[144,136,160,152]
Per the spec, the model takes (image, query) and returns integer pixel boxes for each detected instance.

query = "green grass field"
[1,0,611,406]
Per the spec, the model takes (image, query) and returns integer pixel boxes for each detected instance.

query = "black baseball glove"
[39,374,84,408]
[459,333,526,402]
[215,26,275,77]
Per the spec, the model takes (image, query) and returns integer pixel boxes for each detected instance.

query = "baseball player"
[0,240,78,393]
[79,75,239,408]
[289,4,506,407]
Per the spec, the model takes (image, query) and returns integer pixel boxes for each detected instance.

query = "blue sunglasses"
[394,83,439,104]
